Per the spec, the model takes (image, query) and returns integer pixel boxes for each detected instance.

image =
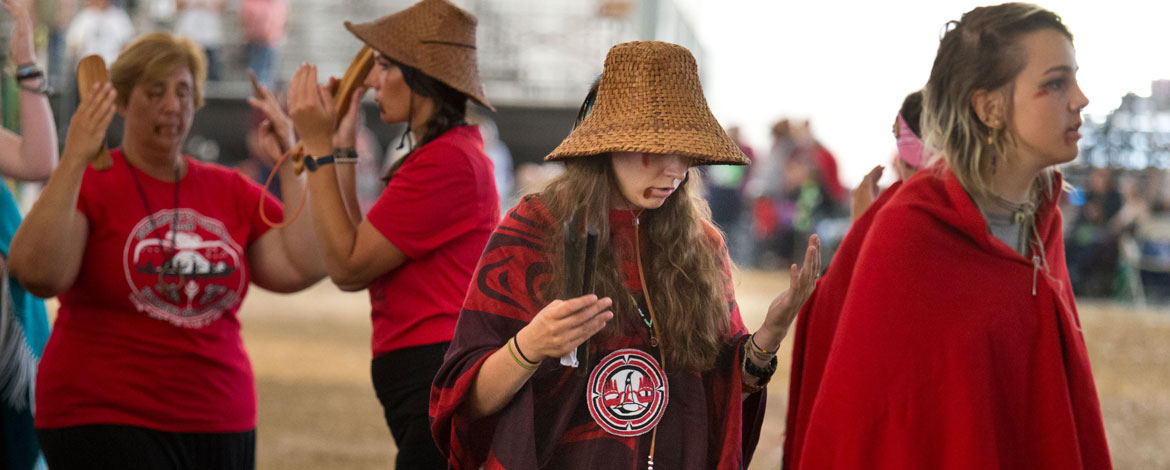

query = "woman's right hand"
[62,83,116,167]
[247,84,294,166]
[515,295,614,362]
[287,64,337,157]
[3,0,36,65]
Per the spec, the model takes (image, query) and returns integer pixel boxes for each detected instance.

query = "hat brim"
[344,20,495,111]
[546,117,748,166]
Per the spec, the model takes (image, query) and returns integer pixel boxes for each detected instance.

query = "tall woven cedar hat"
[345,0,494,110]
[546,41,747,165]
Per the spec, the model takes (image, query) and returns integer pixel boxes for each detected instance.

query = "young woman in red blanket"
[798,3,1111,468]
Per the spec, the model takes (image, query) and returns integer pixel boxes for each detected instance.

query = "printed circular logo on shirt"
[587,348,669,437]
[122,209,246,328]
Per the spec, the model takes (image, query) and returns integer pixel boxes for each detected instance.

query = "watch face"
[304,156,317,171]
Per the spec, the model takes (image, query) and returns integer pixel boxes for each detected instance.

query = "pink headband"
[895,113,926,168]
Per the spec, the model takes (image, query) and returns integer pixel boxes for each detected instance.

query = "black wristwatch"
[302,154,336,172]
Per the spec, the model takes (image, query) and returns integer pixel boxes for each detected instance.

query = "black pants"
[372,342,449,469]
[38,424,254,470]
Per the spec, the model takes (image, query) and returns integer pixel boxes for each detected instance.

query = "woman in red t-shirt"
[285,0,500,467]
[8,32,325,469]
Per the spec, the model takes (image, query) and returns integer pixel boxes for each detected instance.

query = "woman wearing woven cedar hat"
[430,41,820,469]
[286,0,499,466]
[800,4,1111,468]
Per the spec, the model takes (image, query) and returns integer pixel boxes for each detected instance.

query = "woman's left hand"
[757,234,821,350]
[322,76,366,150]
[851,165,883,222]
[287,64,337,157]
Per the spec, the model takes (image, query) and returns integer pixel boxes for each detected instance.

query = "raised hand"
[287,64,337,157]
[851,165,884,221]
[516,295,614,362]
[756,234,821,351]
[246,84,294,165]
[3,0,36,65]
[62,83,116,166]
[326,76,367,150]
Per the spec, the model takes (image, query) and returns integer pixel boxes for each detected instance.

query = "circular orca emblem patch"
[122,208,246,328]
[587,348,668,437]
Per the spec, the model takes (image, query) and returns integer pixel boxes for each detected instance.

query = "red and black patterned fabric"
[430,195,766,469]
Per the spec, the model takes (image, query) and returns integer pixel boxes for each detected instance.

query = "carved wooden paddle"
[77,55,113,171]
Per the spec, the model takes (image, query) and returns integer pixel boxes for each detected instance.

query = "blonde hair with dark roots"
[110,32,208,109]
[921,3,1071,201]
[538,158,730,372]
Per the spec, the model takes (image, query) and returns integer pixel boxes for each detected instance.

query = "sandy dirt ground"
[49,269,1170,469]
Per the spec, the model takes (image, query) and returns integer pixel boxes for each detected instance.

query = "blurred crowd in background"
[3,0,1168,307]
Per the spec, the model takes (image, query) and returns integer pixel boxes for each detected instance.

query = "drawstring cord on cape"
[980,191,1057,298]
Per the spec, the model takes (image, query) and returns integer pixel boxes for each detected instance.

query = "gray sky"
[674,0,1170,185]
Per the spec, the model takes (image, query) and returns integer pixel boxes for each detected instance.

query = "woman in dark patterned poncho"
[430,41,820,470]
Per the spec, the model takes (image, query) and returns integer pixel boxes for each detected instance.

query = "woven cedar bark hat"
[546,41,747,165]
[345,0,494,110]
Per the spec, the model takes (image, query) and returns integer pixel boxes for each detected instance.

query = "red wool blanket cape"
[783,180,903,468]
[797,168,1111,469]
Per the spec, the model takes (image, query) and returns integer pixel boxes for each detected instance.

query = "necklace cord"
[631,211,663,469]
[126,159,185,290]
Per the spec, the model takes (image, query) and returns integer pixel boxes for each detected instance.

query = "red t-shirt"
[36,150,280,433]
[365,125,499,356]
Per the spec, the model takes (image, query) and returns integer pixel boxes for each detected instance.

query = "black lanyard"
[126,155,182,274]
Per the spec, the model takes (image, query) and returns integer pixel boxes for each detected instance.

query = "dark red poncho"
[430,196,765,469]
[798,168,1111,469]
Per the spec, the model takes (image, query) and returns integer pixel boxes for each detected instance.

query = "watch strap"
[304,154,336,172]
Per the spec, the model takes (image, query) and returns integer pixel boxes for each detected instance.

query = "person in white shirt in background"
[174,0,224,81]
[64,0,133,67]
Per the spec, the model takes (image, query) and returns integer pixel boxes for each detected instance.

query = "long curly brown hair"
[538,158,731,372]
